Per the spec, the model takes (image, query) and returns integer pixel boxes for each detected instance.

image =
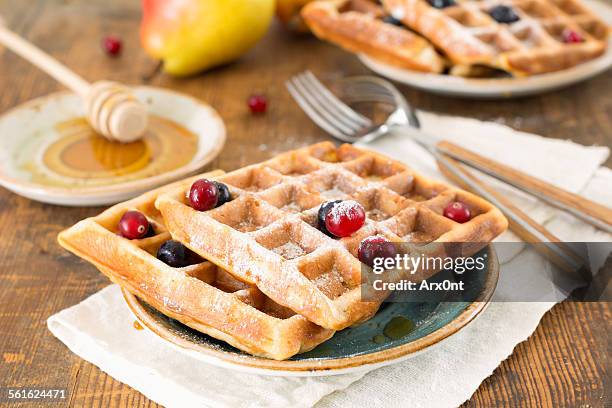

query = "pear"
[141,0,275,76]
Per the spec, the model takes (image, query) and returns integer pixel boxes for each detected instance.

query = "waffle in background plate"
[383,0,608,76]
[155,142,507,331]
[302,0,609,76]
[58,171,334,360]
[302,0,445,72]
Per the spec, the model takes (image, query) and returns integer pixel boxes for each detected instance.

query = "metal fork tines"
[286,71,372,142]
[286,71,419,142]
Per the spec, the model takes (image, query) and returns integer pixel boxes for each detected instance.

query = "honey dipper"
[0,19,147,142]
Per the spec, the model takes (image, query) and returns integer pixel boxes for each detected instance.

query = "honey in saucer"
[27,115,199,187]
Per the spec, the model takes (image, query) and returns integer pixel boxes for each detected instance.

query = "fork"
[286,71,609,274]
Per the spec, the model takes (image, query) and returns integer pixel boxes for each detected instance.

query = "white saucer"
[0,87,225,206]
[359,0,612,98]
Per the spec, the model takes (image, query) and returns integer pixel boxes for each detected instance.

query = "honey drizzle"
[30,115,199,187]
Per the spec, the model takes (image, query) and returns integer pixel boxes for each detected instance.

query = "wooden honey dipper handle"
[0,20,147,142]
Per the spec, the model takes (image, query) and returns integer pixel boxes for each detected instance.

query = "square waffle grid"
[382,0,609,75]
[58,171,334,360]
[156,142,507,330]
[301,0,446,73]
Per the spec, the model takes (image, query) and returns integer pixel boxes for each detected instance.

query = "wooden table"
[0,1,609,406]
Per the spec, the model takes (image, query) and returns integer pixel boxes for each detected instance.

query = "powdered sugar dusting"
[281,202,302,213]
[273,241,306,260]
[391,6,405,20]
[312,265,349,299]
[403,231,435,243]
[327,200,364,225]
[367,208,389,221]
[236,220,259,232]
[320,187,347,200]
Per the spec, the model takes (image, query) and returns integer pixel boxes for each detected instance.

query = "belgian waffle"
[384,0,608,76]
[302,0,609,76]
[58,171,334,360]
[302,0,445,72]
[155,142,507,330]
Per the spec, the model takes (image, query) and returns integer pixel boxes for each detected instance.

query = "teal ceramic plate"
[123,245,499,376]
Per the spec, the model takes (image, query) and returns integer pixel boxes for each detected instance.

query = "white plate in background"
[359,0,612,98]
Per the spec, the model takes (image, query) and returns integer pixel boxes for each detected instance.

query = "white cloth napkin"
[48,111,611,408]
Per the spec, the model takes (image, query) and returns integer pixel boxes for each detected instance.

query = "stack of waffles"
[59,142,507,360]
[302,0,609,76]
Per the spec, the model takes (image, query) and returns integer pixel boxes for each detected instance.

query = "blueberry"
[489,5,520,24]
[214,181,232,207]
[382,16,403,26]
[428,0,456,9]
[144,224,156,238]
[157,240,193,268]
[317,200,342,237]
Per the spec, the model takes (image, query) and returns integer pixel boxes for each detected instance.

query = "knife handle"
[437,155,585,274]
[436,140,612,234]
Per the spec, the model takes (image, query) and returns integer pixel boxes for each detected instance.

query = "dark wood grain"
[0,0,610,407]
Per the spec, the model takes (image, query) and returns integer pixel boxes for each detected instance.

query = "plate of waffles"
[0,87,225,206]
[58,142,507,375]
[121,257,498,376]
[303,0,612,98]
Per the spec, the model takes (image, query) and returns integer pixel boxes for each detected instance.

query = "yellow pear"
[141,0,275,76]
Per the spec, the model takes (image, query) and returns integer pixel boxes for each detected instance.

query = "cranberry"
[443,201,471,223]
[317,200,342,237]
[118,211,150,239]
[358,236,397,268]
[102,35,122,56]
[189,179,219,211]
[248,94,267,114]
[562,29,583,43]
[325,200,366,238]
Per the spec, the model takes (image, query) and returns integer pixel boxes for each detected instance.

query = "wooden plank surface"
[0,0,610,406]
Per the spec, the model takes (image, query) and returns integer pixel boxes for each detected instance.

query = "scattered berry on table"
[157,240,196,268]
[102,35,122,56]
[317,200,342,237]
[443,201,471,223]
[214,181,232,207]
[118,210,150,239]
[189,179,219,211]
[428,0,456,9]
[489,5,520,24]
[562,29,583,43]
[247,94,267,114]
[358,236,397,268]
[325,200,366,238]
